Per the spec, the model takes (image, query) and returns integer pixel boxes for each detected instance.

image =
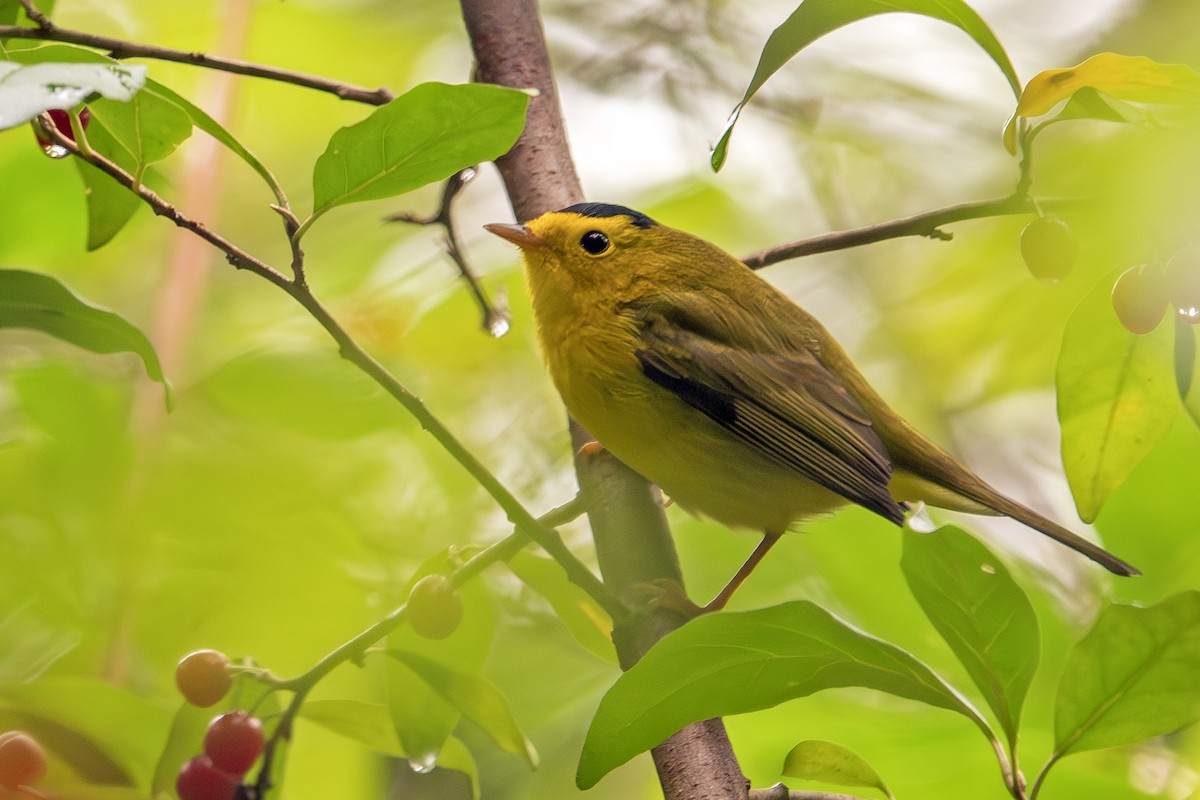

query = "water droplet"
[42,143,70,159]
[1177,305,1200,325]
[460,166,478,183]
[980,563,996,575]
[486,314,511,338]
[408,755,437,774]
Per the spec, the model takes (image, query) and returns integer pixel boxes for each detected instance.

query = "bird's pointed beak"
[484,222,548,251]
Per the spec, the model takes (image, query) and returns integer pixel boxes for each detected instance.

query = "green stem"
[1028,752,1062,800]
[249,496,587,797]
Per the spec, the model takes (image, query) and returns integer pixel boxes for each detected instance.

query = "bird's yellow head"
[485,203,665,298]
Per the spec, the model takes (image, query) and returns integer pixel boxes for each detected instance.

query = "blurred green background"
[1,0,1199,798]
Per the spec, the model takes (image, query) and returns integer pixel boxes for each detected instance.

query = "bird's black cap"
[562,203,657,229]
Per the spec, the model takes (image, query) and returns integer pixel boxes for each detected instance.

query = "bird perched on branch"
[487,203,1138,611]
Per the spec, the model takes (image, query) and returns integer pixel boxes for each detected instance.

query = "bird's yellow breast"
[529,281,846,533]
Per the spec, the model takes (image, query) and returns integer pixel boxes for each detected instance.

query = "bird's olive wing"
[628,296,904,525]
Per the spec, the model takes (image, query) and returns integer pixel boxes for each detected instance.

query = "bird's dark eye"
[579,230,610,255]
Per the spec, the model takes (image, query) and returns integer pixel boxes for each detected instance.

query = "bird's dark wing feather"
[627,294,904,525]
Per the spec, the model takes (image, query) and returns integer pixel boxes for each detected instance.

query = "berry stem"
[246,495,587,799]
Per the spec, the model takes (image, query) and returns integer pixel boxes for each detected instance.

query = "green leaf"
[712,0,1020,170]
[387,649,538,769]
[1003,53,1200,152]
[0,60,145,129]
[86,90,193,170]
[506,551,616,663]
[0,269,168,390]
[74,157,142,250]
[782,739,894,799]
[144,78,286,205]
[309,82,529,221]
[1057,272,1178,522]
[901,527,1039,744]
[1054,591,1200,757]
[300,699,407,756]
[577,601,989,789]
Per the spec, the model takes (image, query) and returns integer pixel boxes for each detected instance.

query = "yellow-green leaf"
[1004,53,1200,152]
[1057,272,1178,521]
[782,739,894,799]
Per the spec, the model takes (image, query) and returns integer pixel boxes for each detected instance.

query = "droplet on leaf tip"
[408,755,437,774]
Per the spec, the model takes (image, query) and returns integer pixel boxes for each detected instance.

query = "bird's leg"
[701,531,783,613]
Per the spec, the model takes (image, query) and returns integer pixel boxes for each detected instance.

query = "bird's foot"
[631,578,709,620]
[576,440,605,458]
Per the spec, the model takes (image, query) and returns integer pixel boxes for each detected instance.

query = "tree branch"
[740,195,1035,269]
[2,3,394,105]
[461,1,749,799]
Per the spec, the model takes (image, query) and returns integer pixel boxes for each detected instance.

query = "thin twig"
[37,114,294,288]
[15,0,50,28]
[387,167,511,336]
[39,121,623,623]
[740,195,1036,269]
[3,3,394,106]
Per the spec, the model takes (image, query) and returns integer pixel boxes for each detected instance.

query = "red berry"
[1112,264,1169,335]
[0,732,47,789]
[1166,246,1200,324]
[407,574,464,640]
[203,712,264,776]
[33,106,91,148]
[176,650,233,708]
[176,755,239,800]
[1020,215,1078,282]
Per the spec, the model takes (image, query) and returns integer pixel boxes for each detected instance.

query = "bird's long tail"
[885,431,1140,576]
[970,486,1140,576]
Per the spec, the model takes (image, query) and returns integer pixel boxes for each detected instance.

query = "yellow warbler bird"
[487,203,1138,609]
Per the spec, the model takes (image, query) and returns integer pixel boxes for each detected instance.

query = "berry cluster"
[0,731,47,795]
[175,651,264,800]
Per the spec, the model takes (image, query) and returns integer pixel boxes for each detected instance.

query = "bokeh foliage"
[2,1,1200,799]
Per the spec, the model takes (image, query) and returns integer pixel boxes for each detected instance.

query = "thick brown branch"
[1,19,393,105]
[461,1,748,799]
[741,195,1035,269]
